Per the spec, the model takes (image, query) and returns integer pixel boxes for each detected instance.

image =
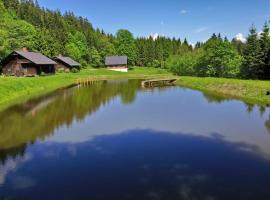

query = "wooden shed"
[54,56,81,72]
[1,49,56,77]
[105,56,128,72]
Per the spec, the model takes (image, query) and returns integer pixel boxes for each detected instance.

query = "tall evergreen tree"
[241,25,264,79]
[260,22,270,78]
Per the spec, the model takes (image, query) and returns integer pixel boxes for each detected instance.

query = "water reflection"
[1,129,270,200]
[0,80,140,151]
[0,80,270,199]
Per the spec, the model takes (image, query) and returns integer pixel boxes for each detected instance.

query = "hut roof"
[55,56,81,67]
[105,56,128,66]
[15,51,57,65]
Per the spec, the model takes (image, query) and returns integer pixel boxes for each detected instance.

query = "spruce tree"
[260,22,270,78]
[241,25,263,79]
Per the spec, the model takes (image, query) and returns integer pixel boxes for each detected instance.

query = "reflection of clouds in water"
[46,87,270,158]
[178,174,215,200]
[11,176,36,189]
[0,153,32,185]
[67,145,77,157]
[90,143,114,155]
[174,164,189,170]
[147,191,161,200]
[43,150,58,158]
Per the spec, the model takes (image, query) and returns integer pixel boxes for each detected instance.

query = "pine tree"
[241,25,264,79]
[260,22,270,78]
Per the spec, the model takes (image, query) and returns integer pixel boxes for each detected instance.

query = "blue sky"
[38,0,270,44]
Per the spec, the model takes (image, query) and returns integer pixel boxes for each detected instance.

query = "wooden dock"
[141,78,177,88]
[76,78,101,86]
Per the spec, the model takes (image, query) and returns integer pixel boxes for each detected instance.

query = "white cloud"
[235,33,247,43]
[190,43,196,48]
[195,27,208,33]
[150,33,159,40]
[180,10,188,15]
[258,31,263,38]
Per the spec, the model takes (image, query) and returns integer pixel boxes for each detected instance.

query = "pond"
[1,79,270,200]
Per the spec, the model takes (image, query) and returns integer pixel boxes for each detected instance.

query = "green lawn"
[2,67,270,110]
[176,76,270,105]
[0,67,172,109]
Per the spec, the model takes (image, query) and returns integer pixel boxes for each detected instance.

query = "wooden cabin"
[54,56,81,72]
[105,56,128,72]
[1,49,56,77]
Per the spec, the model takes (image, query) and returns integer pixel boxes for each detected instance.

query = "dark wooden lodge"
[1,49,56,77]
[54,56,81,72]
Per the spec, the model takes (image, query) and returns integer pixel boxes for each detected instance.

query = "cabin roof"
[105,56,128,66]
[14,51,57,65]
[55,56,81,67]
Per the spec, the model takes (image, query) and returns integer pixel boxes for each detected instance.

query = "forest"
[0,0,270,79]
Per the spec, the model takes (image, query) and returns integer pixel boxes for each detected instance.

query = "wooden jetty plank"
[141,78,177,87]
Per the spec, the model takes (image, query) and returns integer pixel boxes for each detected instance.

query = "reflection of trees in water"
[202,91,268,115]
[265,115,270,134]
[259,106,266,117]
[202,91,231,104]
[0,145,26,164]
[0,80,141,161]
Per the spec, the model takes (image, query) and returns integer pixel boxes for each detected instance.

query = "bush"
[152,59,161,68]
[80,60,88,69]
[166,51,203,76]
[40,72,46,76]
[71,68,79,73]
[198,39,243,78]
[57,68,65,73]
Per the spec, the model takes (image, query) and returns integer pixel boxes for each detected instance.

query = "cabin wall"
[107,65,128,69]
[21,64,38,76]
[2,59,55,77]
[2,58,24,76]
[55,63,70,72]
[41,65,55,74]
[107,65,128,72]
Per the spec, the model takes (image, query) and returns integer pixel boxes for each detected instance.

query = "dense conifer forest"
[0,0,270,79]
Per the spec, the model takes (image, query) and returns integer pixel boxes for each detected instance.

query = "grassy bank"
[2,67,270,110]
[0,67,172,109]
[176,76,270,105]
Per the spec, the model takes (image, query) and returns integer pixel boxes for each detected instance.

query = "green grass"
[2,67,270,110]
[176,76,270,105]
[0,67,173,109]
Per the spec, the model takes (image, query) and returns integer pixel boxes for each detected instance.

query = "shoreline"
[0,68,174,111]
[176,76,270,106]
[1,68,270,111]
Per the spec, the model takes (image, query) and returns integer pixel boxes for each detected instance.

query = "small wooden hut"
[105,56,128,72]
[54,56,81,72]
[1,48,56,77]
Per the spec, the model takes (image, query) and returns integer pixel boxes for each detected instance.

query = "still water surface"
[1,80,270,200]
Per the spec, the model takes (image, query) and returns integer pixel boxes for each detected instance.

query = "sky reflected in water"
[1,80,270,200]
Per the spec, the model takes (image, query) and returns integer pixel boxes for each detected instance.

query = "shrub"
[80,60,88,68]
[166,51,203,76]
[71,68,79,73]
[57,68,65,73]
[40,72,46,76]
[152,59,161,68]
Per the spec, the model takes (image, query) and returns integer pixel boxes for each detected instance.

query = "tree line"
[168,23,270,80]
[0,0,191,68]
[1,0,270,80]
